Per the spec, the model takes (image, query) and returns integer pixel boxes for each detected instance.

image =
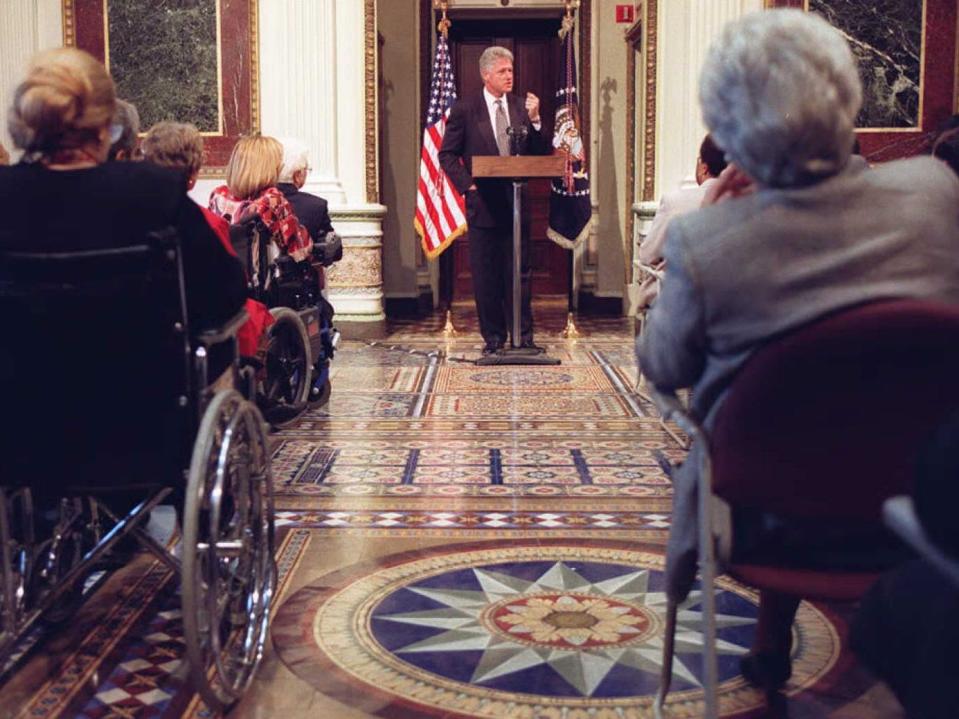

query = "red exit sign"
[615,4,635,23]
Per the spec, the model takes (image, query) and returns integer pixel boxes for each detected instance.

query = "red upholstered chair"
[650,299,959,719]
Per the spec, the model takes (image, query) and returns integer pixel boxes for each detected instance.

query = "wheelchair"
[0,229,275,712]
[229,217,341,426]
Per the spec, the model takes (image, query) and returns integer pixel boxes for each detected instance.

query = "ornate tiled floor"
[0,304,904,718]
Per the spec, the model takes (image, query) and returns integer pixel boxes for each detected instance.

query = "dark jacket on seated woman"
[0,160,246,332]
[0,160,247,489]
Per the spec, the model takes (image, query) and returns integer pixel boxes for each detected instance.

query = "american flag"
[415,34,466,259]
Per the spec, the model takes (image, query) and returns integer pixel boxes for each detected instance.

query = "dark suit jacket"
[439,91,548,229]
[277,183,334,241]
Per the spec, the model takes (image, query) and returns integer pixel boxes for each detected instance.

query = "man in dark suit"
[439,46,549,354]
[277,137,335,242]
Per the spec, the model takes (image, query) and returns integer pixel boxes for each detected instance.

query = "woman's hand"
[701,164,756,207]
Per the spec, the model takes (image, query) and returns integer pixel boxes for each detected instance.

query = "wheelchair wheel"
[260,307,311,425]
[0,488,33,638]
[181,390,275,712]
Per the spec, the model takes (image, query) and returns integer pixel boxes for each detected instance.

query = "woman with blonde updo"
[0,47,245,331]
[208,135,313,261]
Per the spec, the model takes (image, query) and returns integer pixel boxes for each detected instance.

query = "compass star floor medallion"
[271,541,843,718]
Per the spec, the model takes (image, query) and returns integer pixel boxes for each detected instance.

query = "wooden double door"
[442,17,569,302]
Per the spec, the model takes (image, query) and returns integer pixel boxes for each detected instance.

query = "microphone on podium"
[506,125,528,156]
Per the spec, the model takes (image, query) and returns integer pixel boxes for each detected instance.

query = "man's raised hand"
[525,93,540,123]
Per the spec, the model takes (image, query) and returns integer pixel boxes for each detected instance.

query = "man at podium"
[439,46,549,355]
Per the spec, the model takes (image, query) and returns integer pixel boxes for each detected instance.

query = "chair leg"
[740,590,800,690]
[699,555,720,719]
[755,590,800,656]
[654,598,677,719]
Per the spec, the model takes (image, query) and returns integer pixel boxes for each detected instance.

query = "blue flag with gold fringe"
[547,27,592,249]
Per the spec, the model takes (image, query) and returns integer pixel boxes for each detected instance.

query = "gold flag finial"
[561,312,581,339]
[559,0,580,39]
[442,309,458,337]
[434,0,451,37]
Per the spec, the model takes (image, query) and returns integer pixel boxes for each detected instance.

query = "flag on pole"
[547,26,592,250]
[415,32,466,259]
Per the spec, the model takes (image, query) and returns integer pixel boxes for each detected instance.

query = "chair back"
[0,229,193,490]
[711,299,959,522]
[229,217,279,300]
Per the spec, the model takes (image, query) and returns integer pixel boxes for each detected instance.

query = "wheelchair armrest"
[884,496,959,588]
[196,309,249,347]
[312,231,343,267]
[647,384,706,445]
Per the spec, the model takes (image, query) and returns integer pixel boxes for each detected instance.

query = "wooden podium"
[471,154,566,366]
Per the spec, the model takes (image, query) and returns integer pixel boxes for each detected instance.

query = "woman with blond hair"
[208,135,312,261]
[0,47,245,330]
[142,121,274,359]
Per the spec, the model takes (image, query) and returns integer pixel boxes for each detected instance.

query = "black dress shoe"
[482,344,503,356]
[518,341,545,354]
[740,652,792,689]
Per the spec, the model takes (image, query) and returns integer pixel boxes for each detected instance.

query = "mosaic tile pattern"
[274,510,671,531]
[7,530,310,719]
[273,441,676,498]
[271,541,849,719]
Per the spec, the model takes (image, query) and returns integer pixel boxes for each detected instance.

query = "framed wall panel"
[63,0,259,175]
[765,0,957,160]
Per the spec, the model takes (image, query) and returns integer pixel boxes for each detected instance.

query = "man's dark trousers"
[468,214,533,347]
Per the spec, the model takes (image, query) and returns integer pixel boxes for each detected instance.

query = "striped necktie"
[494,99,509,156]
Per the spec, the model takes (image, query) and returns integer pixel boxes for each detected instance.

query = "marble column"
[259,0,386,323]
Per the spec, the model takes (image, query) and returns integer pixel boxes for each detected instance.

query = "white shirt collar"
[483,87,506,113]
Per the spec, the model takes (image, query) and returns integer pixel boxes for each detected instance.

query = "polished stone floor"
[0,302,905,718]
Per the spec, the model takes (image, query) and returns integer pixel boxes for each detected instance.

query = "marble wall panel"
[108,0,220,131]
[810,0,923,129]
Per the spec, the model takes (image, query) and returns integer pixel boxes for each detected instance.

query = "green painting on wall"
[108,0,220,132]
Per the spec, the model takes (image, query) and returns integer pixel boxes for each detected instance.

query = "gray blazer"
[636,155,959,600]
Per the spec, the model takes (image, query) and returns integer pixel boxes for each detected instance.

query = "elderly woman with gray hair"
[637,9,959,690]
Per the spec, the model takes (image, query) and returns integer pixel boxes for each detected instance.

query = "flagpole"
[560,0,582,340]
[426,0,460,337]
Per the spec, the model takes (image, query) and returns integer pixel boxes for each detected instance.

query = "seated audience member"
[640,134,727,267]
[932,124,959,177]
[0,48,246,496]
[276,138,335,243]
[0,47,245,332]
[208,135,313,262]
[108,98,140,161]
[636,9,959,688]
[852,410,959,718]
[637,134,727,308]
[141,121,274,359]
